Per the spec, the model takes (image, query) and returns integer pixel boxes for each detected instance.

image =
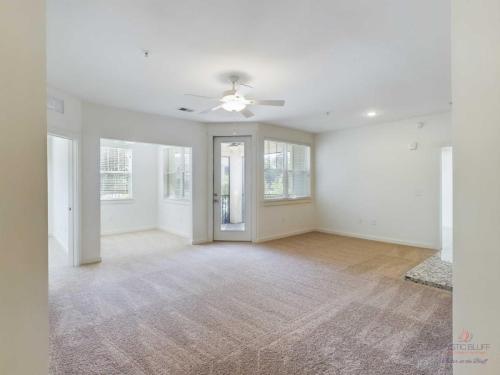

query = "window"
[100,144,133,200]
[163,146,191,200]
[264,140,310,200]
[264,141,285,199]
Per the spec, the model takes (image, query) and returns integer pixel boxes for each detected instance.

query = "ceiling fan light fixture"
[190,76,284,117]
[222,101,246,112]
[221,93,247,112]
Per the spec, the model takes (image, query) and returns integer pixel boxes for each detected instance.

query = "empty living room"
[2,1,500,374]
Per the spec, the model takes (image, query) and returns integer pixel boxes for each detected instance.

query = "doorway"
[99,138,193,259]
[47,134,75,267]
[213,136,252,241]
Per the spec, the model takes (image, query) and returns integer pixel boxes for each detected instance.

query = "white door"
[213,136,252,241]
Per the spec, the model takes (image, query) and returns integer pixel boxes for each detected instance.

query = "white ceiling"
[47,0,451,133]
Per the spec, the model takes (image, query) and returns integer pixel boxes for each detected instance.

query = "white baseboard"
[101,226,157,236]
[157,226,191,239]
[255,228,315,243]
[315,228,439,250]
[191,239,211,245]
[99,226,439,250]
[80,257,102,265]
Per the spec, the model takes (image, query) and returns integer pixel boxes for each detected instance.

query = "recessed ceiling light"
[366,111,377,118]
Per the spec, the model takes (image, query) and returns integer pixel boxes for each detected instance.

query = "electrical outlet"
[371,220,377,226]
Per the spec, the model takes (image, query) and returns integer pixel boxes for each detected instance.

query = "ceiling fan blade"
[199,105,222,114]
[250,99,285,106]
[240,108,254,118]
[185,94,218,100]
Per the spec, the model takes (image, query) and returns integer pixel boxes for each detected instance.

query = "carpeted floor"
[49,231,452,374]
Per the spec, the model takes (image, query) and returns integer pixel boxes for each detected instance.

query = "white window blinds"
[163,146,191,200]
[100,145,133,200]
[264,140,310,200]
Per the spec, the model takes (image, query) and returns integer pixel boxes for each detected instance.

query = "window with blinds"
[100,145,133,200]
[163,146,191,200]
[264,140,310,200]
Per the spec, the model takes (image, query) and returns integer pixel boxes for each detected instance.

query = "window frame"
[162,146,192,202]
[263,139,312,203]
[99,143,134,201]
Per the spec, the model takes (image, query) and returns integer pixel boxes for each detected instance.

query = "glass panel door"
[213,137,251,241]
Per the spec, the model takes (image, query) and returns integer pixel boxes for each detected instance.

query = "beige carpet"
[49,231,451,374]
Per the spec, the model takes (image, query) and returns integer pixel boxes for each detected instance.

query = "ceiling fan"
[185,76,285,118]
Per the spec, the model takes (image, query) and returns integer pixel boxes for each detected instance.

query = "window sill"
[101,198,135,204]
[262,197,313,206]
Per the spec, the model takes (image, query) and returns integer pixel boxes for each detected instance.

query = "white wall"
[48,135,70,251]
[100,141,159,235]
[206,122,316,242]
[81,102,207,263]
[158,200,192,238]
[316,113,451,249]
[47,86,82,135]
[453,1,500,373]
[0,1,48,373]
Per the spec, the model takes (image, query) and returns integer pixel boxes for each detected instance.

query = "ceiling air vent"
[178,107,194,113]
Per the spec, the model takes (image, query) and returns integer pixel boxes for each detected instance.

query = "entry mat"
[405,255,452,291]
